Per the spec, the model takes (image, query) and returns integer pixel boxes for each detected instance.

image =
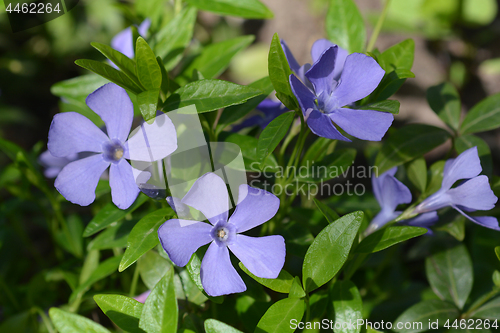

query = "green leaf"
[325,0,366,53]
[461,93,500,134]
[378,39,415,72]
[393,300,459,333]
[138,250,173,290]
[303,211,363,292]
[406,157,427,192]
[436,214,465,241]
[268,33,298,110]
[51,74,109,111]
[162,79,261,113]
[301,137,337,168]
[357,100,400,114]
[288,276,306,298]
[295,148,356,183]
[426,245,473,310]
[217,76,274,130]
[330,280,363,333]
[470,296,500,320]
[239,262,294,293]
[154,7,197,70]
[70,255,122,303]
[454,134,492,177]
[49,308,111,333]
[424,160,446,198]
[91,42,142,89]
[156,57,178,96]
[313,198,340,223]
[356,226,427,253]
[183,35,255,80]
[257,111,295,165]
[375,124,451,173]
[75,59,142,94]
[87,220,134,251]
[184,0,273,19]
[94,294,145,333]
[83,194,148,237]
[186,252,224,304]
[119,208,174,272]
[137,89,160,122]
[139,269,178,333]
[220,133,279,171]
[427,82,461,131]
[495,246,500,261]
[370,68,415,102]
[255,297,305,333]
[136,37,162,91]
[205,319,244,333]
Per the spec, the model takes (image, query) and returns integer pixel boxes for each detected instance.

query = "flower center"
[102,139,125,163]
[216,227,228,241]
[211,222,235,246]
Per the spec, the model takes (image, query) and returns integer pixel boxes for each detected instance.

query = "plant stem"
[366,0,391,52]
[129,263,140,297]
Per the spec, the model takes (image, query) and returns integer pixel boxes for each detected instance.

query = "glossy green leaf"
[436,214,465,241]
[75,59,143,94]
[325,0,365,53]
[70,255,122,303]
[375,124,451,173]
[461,93,500,134]
[49,308,111,333]
[156,56,178,96]
[356,226,427,253]
[137,89,160,122]
[470,296,500,320]
[138,250,173,290]
[495,246,500,261]
[313,198,340,223]
[154,7,197,70]
[91,42,142,89]
[427,82,461,131]
[83,194,148,237]
[257,111,295,165]
[239,262,293,293]
[87,220,134,251]
[296,148,356,183]
[406,157,427,192]
[255,297,305,333]
[378,39,415,72]
[288,276,306,298]
[393,300,459,333]
[184,0,273,19]
[51,74,109,107]
[358,100,400,114]
[330,280,362,333]
[454,134,492,177]
[303,211,363,292]
[119,208,174,272]
[183,35,255,79]
[139,269,178,333]
[162,79,261,113]
[371,68,415,102]
[268,33,298,110]
[136,37,161,91]
[425,245,473,309]
[205,319,244,333]
[94,294,145,333]
[424,160,446,198]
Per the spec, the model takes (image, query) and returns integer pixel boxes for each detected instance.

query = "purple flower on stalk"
[158,173,285,297]
[232,99,289,131]
[111,19,151,60]
[288,45,393,141]
[413,146,499,230]
[366,167,437,234]
[48,83,177,209]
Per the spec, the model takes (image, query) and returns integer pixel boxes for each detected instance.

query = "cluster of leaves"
[1,0,500,332]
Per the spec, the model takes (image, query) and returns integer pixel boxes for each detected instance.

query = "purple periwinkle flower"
[47,83,177,209]
[288,44,393,141]
[413,146,499,231]
[111,19,151,60]
[39,150,78,178]
[232,99,289,131]
[366,167,437,234]
[158,172,285,297]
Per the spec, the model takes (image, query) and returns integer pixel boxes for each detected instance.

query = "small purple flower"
[111,19,151,60]
[232,99,289,131]
[158,173,285,297]
[414,146,499,230]
[38,150,78,178]
[288,44,393,141]
[48,83,177,209]
[366,167,437,234]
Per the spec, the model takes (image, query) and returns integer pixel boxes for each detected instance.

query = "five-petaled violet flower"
[288,42,393,141]
[111,19,151,60]
[413,146,499,230]
[232,98,289,131]
[366,167,437,234]
[158,172,285,297]
[47,83,177,209]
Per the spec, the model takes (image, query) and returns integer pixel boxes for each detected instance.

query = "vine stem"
[129,263,140,297]
[366,0,391,52]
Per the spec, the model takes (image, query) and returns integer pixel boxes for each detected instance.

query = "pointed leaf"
[94,294,145,333]
[136,37,162,90]
[255,297,305,333]
[393,300,459,333]
[461,93,500,134]
[427,82,461,131]
[356,226,427,254]
[313,199,340,223]
[406,157,427,192]
[257,111,295,165]
[184,0,273,19]
[470,296,500,320]
[49,308,111,333]
[239,262,294,293]
[378,39,415,72]
[325,0,366,53]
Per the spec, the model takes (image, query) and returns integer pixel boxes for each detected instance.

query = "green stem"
[129,263,140,297]
[34,307,56,333]
[305,293,311,322]
[463,289,500,318]
[174,0,182,14]
[366,0,391,52]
